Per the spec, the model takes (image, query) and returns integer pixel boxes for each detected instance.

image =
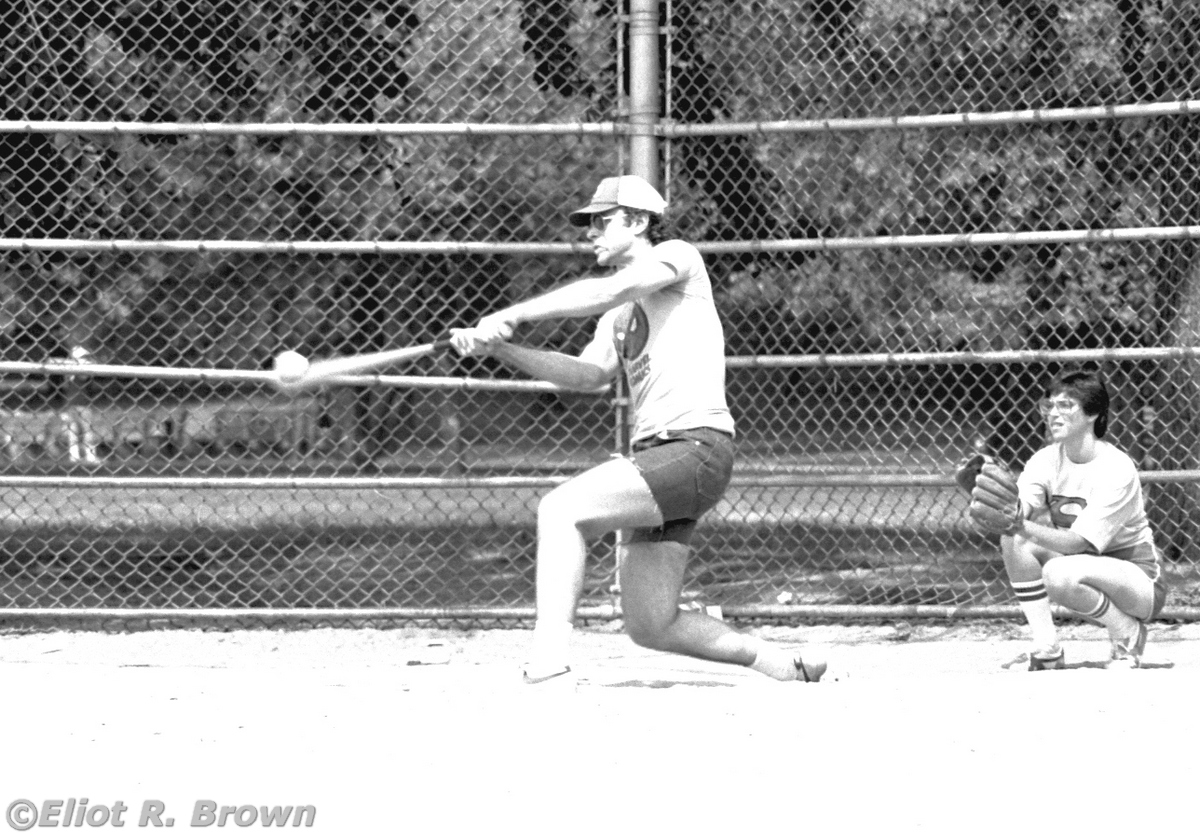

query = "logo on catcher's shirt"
[1049,495,1087,528]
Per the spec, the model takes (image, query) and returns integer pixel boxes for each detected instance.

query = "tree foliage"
[0,0,1198,373]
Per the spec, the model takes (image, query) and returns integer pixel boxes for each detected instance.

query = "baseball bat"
[275,338,454,391]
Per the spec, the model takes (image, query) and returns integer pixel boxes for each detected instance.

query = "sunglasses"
[589,209,625,232]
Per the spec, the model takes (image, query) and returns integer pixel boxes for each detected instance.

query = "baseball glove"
[954,453,1023,536]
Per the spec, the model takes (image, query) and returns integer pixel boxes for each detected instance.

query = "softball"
[273,350,309,384]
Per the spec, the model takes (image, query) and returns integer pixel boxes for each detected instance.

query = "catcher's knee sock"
[747,636,800,681]
[1085,592,1138,640]
[1012,580,1058,649]
[529,618,573,672]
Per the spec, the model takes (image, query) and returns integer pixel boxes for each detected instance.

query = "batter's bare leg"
[619,541,825,681]
[524,458,661,679]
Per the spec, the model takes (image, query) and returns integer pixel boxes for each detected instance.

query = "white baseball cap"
[568,175,667,226]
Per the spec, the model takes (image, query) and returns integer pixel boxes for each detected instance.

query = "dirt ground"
[3,619,1200,836]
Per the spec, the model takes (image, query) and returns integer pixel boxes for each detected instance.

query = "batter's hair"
[640,211,674,244]
[1048,367,1109,438]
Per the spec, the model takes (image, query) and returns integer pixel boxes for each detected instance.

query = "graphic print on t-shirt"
[613,303,650,386]
[1049,495,1087,528]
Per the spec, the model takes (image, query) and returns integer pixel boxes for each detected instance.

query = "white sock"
[1012,580,1058,650]
[746,637,798,681]
[529,619,573,672]
[1086,593,1137,640]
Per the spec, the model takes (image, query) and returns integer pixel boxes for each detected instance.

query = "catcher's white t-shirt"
[1018,440,1155,555]
[602,239,735,443]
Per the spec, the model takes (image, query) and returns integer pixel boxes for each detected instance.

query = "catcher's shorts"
[626,427,734,546]
[1111,542,1169,619]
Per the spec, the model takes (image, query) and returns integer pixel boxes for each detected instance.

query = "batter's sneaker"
[1028,645,1065,671]
[794,653,827,683]
[1106,620,1148,670]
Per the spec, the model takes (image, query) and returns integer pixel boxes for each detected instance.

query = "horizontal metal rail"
[2,345,1195,388]
[4,225,1200,256]
[0,120,626,137]
[0,238,589,256]
[658,99,1200,136]
[2,604,1198,622]
[696,225,1200,253]
[0,471,1194,490]
[727,345,1200,368]
[0,475,569,489]
[2,98,1196,139]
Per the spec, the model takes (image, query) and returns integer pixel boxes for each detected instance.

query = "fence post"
[608,0,661,605]
[628,0,661,187]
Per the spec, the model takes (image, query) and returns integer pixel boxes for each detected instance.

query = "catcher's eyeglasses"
[1038,398,1081,417]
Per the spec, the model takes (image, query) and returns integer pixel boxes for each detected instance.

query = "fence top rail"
[3,100,1197,138]
[3,226,1199,257]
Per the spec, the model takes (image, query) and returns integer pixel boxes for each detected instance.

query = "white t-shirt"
[603,239,735,442]
[1018,440,1155,555]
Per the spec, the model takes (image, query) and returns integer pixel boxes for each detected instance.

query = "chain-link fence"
[2,0,1200,623]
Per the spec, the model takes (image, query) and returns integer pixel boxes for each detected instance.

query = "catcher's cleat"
[793,653,827,683]
[1106,620,1148,670]
[1028,646,1065,671]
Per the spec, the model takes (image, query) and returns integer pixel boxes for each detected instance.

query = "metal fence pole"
[628,0,662,187]
[609,0,661,603]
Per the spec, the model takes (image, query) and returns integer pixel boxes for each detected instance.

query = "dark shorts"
[626,427,735,546]
[1111,542,1169,619]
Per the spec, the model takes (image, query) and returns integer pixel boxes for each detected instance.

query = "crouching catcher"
[955,368,1168,670]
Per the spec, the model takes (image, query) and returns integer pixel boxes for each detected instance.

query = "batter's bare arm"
[487,342,613,391]
[473,261,678,344]
[452,311,619,391]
